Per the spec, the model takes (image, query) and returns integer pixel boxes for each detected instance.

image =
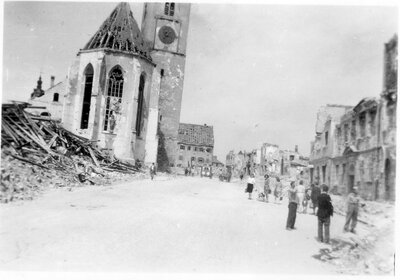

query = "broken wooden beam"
[8,153,49,169]
[88,147,100,167]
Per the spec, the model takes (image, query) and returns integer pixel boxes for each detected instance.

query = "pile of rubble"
[1,102,144,203]
[315,195,395,275]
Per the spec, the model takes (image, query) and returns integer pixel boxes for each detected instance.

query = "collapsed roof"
[83,2,152,60]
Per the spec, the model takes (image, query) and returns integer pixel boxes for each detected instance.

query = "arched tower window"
[80,64,94,129]
[164,3,175,16]
[53,92,59,102]
[135,73,146,137]
[104,66,124,131]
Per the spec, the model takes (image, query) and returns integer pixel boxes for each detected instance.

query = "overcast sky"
[1,1,398,162]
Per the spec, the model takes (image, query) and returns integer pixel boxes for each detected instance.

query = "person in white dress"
[246,174,256,200]
[296,180,306,213]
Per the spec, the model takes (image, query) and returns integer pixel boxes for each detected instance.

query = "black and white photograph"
[0,0,398,278]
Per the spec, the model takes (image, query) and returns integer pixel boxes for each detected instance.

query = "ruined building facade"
[29,2,191,168]
[226,144,309,179]
[310,35,397,201]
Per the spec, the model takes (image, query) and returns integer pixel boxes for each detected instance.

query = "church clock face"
[158,26,176,45]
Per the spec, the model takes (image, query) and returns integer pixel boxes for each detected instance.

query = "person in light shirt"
[246,173,256,200]
[286,181,299,230]
[296,180,306,213]
[344,186,365,233]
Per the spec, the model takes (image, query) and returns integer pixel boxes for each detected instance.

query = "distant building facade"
[177,123,214,168]
[309,104,353,187]
[212,156,224,168]
[30,76,66,121]
[260,143,280,174]
[310,35,397,201]
[225,144,309,179]
[280,146,310,180]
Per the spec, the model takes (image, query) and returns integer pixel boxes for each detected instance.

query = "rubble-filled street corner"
[0,1,397,277]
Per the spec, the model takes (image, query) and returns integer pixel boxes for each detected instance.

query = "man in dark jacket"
[317,184,334,243]
[311,183,321,215]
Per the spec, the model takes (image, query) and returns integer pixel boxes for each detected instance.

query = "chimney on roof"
[295,145,298,153]
[50,76,55,88]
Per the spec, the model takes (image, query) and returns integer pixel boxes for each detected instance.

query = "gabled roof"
[178,123,214,146]
[83,2,151,60]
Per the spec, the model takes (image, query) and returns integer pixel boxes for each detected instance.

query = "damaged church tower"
[141,3,191,171]
[29,2,191,168]
[62,2,161,164]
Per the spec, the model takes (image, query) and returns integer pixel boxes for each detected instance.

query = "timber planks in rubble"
[1,102,140,176]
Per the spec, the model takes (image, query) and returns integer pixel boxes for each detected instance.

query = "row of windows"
[180,145,212,153]
[313,161,375,187]
[337,109,377,144]
[178,155,210,164]
[79,63,146,134]
[164,3,175,16]
[319,109,378,148]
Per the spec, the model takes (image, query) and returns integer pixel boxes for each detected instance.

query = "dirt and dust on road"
[250,175,395,275]
[0,174,396,276]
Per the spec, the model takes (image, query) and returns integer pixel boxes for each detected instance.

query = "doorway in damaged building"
[348,163,355,193]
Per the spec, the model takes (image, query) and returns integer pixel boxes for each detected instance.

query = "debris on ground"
[315,195,395,275]
[1,102,145,203]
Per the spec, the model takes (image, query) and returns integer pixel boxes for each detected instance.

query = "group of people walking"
[244,173,363,244]
[245,173,283,203]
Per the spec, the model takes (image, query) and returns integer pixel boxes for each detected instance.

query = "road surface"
[0,175,342,274]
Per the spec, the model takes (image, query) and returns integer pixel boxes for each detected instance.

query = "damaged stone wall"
[144,68,161,164]
[310,33,397,201]
[62,49,157,164]
[154,54,187,169]
[141,3,191,171]
[312,98,385,200]
[310,104,367,190]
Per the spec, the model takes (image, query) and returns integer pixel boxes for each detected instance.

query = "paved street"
[0,176,343,274]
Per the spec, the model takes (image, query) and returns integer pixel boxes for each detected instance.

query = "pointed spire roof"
[30,76,44,99]
[83,2,151,60]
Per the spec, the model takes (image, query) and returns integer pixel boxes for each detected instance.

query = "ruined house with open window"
[310,35,397,201]
[29,2,191,169]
